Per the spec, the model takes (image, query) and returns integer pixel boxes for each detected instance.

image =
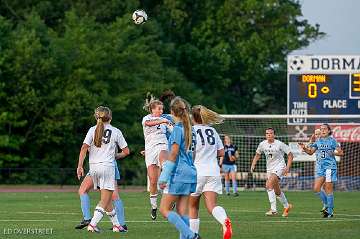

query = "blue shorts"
[315,162,337,182]
[164,182,196,195]
[222,164,236,173]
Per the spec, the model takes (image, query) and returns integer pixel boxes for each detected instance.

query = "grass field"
[0,190,359,239]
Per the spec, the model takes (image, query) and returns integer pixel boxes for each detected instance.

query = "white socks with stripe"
[267,189,277,212]
[106,209,120,226]
[212,206,227,225]
[277,192,289,208]
[189,218,200,233]
[150,194,158,209]
[90,206,105,227]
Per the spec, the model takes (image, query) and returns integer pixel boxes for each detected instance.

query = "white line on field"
[228,209,360,217]
[1,219,360,223]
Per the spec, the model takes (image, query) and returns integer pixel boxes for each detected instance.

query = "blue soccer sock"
[113,199,125,226]
[315,191,327,208]
[225,181,230,193]
[167,211,194,239]
[232,179,238,193]
[327,193,334,215]
[180,215,190,239]
[80,193,91,220]
[320,190,328,207]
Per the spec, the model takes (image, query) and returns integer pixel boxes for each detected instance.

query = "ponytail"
[191,105,224,125]
[93,106,112,147]
[170,97,192,150]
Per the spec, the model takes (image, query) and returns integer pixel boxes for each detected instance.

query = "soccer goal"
[214,114,360,191]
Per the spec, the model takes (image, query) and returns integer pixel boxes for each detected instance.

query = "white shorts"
[191,176,223,197]
[89,164,115,190]
[145,144,168,168]
[267,166,285,179]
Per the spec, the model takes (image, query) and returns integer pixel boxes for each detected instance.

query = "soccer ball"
[132,9,148,24]
[289,56,304,71]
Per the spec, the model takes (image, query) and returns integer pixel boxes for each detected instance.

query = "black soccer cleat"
[151,208,157,220]
[320,207,327,214]
[193,233,201,239]
[75,219,91,229]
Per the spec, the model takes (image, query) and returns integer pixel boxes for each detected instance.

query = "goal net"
[214,115,360,191]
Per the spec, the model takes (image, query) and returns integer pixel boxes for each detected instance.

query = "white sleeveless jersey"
[142,114,168,150]
[256,139,291,171]
[83,124,128,166]
[193,125,224,176]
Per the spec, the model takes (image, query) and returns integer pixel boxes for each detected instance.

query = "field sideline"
[0,190,359,239]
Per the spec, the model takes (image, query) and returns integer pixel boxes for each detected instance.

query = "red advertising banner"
[328,125,360,142]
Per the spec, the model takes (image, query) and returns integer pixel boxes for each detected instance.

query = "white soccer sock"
[106,209,120,226]
[212,206,227,225]
[90,206,105,227]
[277,192,289,208]
[150,194,158,209]
[267,189,277,212]
[189,218,200,233]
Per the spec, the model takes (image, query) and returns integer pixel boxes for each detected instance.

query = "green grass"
[0,191,359,238]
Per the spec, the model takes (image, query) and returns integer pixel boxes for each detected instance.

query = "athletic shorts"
[191,176,222,196]
[267,166,286,179]
[222,164,237,173]
[145,143,168,168]
[163,182,196,195]
[86,163,120,180]
[315,162,337,182]
[89,164,115,190]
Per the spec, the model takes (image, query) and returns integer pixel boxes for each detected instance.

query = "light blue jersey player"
[158,97,200,239]
[300,124,344,218]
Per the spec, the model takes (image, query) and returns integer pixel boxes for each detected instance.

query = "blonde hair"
[170,97,192,150]
[191,105,224,125]
[143,93,163,113]
[93,106,112,147]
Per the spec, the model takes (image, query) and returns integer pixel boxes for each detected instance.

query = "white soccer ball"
[132,9,148,24]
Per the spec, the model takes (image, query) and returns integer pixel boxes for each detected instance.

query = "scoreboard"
[287,55,360,124]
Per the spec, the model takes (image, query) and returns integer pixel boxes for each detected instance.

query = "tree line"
[0,0,323,184]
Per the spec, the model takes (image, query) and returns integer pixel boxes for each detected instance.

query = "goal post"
[214,114,360,191]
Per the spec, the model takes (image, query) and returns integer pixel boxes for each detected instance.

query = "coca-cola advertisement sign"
[319,125,360,142]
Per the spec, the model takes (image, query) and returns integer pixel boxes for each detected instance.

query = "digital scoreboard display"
[287,55,360,124]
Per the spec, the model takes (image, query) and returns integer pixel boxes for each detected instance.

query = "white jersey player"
[189,105,233,239]
[142,97,172,220]
[251,128,293,217]
[77,106,130,233]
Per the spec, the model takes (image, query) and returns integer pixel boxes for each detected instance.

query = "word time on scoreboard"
[287,55,360,124]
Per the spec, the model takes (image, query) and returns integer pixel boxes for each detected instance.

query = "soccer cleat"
[151,208,157,220]
[323,210,334,218]
[193,233,201,239]
[265,210,278,216]
[109,224,127,232]
[87,224,100,233]
[320,207,328,214]
[234,192,239,197]
[226,192,231,196]
[112,225,126,232]
[75,219,91,229]
[223,218,233,239]
[282,203,293,217]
